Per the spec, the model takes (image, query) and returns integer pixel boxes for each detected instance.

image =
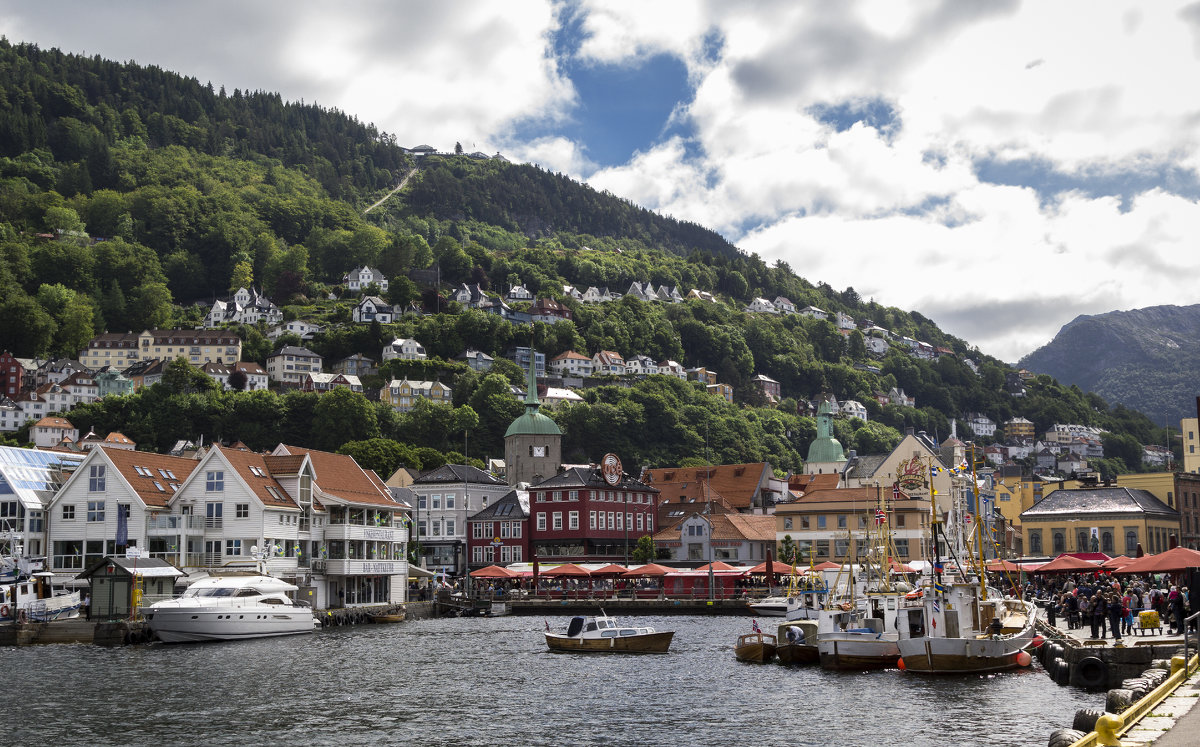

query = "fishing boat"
[896,448,1038,674]
[545,611,673,653]
[748,570,829,620]
[1,571,82,622]
[734,627,777,663]
[776,620,819,665]
[146,574,316,643]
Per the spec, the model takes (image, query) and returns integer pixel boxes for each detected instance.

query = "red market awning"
[889,561,917,573]
[812,561,842,571]
[985,559,1023,572]
[469,565,518,579]
[1100,555,1135,570]
[620,563,676,578]
[1114,546,1200,574]
[590,563,630,576]
[540,563,593,578]
[746,560,795,575]
[695,561,741,573]
[1033,554,1102,574]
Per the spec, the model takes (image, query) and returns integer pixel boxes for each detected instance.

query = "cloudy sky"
[4,1,1200,363]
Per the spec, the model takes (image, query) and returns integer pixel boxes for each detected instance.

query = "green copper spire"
[505,348,562,437]
[806,398,846,464]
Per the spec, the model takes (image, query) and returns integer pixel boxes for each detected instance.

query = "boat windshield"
[182,587,238,598]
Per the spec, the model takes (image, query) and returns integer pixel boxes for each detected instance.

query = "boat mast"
[927,457,944,597]
[970,443,989,602]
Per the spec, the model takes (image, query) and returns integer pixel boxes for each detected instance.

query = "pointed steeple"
[524,347,540,410]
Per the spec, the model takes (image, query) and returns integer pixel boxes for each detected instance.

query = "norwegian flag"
[874,509,887,525]
[892,482,900,501]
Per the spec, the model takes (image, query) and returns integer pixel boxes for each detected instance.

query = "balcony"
[145,515,207,534]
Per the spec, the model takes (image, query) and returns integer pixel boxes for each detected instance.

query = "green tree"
[312,387,380,451]
[338,437,409,477]
[631,535,658,564]
[229,259,254,292]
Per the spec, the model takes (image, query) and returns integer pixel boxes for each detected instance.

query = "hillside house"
[343,266,388,293]
[382,337,427,362]
[745,297,777,314]
[773,297,797,314]
[548,351,593,378]
[505,281,533,303]
[381,378,452,413]
[657,360,687,379]
[531,297,572,323]
[301,373,363,394]
[352,296,396,323]
[591,350,625,376]
[203,287,282,328]
[266,346,323,386]
[456,349,494,371]
[268,321,323,341]
[751,374,781,403]
[332,354,377,379]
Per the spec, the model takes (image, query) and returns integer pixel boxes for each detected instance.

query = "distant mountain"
[1019,304,1200,424]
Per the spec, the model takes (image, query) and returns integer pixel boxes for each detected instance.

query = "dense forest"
[0,39,1178,480]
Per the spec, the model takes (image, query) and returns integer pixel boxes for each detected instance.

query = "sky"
[4,0,1200,363]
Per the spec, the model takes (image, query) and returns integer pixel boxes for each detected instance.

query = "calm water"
[9,615,1096,746]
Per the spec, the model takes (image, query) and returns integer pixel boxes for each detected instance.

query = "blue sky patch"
[809,97,901,141]
[973,156,1200,211]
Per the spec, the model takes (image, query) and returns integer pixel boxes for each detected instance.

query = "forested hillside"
[0,40,1177,478]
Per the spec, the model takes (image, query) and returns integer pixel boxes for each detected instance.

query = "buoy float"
[1016,651,1032,667]
[1030,635,1044,649]
[897,657,906,670]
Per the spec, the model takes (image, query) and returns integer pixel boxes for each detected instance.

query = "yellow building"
[1019,486,1180,557]
[81,329,241,370]
[1116,472,1177,510]
[381,377,452,413]
[1183,417,1200,474]
[774,486,931,563]
[1004,417,1035,441]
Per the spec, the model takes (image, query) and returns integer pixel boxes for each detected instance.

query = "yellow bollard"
[1094,713,1123,747]
[1171,655,1185,675]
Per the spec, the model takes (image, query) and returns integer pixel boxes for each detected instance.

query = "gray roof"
[1020,487,1179,520]
[842,454,888,479]
[467,489,527,520]
[76,556,185,580]
[530,466,659,493]
[414,463,506,486]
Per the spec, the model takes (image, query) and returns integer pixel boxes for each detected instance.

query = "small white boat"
[146,574,316,643]
[545,611,673,653]
[1,572,81,622]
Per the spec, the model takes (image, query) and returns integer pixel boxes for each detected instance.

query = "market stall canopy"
[1100,555,1135,570]
[469,565,519,579]
[590,563,629,576]
[985,559,1024,572]
[746,560,796,575]
[1033,554,1103,574]
[1114,546,1200,574]
[408,565,437,578]
[694,561,741,573]
[541,563,592,578]
[889,561,917,573]
[812,561,842,571]
[620,563,675,578]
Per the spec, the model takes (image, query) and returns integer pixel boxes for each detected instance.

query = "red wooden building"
[528,466,659,563]
[466,489,530,567]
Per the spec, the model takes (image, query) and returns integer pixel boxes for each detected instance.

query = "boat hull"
[734,642,777,663]
[147,607,316,643]
[817,635,900,670]
[897,636,1029,674]
[776,643,819,665]
[545,631,674,654]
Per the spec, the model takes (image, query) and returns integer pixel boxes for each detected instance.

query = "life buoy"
[905,589,923,600]
[0,604,8,617]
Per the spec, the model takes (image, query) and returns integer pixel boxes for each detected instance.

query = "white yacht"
[146,574,316,643]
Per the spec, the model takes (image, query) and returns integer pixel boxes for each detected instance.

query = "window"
[1077,531,1088,552]
[784,517,793,530]
[837,515,847,528]
[536,513,547,531]
[206,471,224,492]
[225,539,242,556]
[1029,531,1042,554]
[499,521,510,538]
[432,495,441,509]
[87,501,105,522]
[569,511,579,530]
[896,514,906,527]
[834,538,848,557]
[236,504,249,519]
[418,496,427,509]
[894,539,909,558]
[472,546,483,563]
[206,502,223,529]
[445,519,455,536]
[616,512,623,531]
[446,494,455,509]
[1052,531,1065,553]
[815,540,829,558]
[589,511,597,530]
[552,512,563,531]
[1125,529,1138,553]
[89,465,105,492]
[637,514,644,531]
[569,490,579,501]
[62,505,75,520]
[817,516,826,529]
[512,522,521,538]
[1101,531,1113,553]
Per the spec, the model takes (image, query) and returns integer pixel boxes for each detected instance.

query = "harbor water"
[9,614,1095,746]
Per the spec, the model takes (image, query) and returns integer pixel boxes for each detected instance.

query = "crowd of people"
[1025,572,1194,641]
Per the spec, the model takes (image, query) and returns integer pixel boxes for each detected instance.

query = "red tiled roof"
[212,444,299,510]
[275,444,400,508]
[643,463,772,509]
[103,449,199,508]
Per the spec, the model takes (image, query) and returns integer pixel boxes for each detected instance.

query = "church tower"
[804,397,847,475]
[503,348,562,486]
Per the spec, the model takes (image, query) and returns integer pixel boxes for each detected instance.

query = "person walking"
[1169,586,1186,634]
[1046,593,1058,627]
[1088,594,1102,639]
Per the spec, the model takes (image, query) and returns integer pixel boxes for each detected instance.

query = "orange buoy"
[897,657,906,670]
[1030,635,1044,648]
[1016,651,1032,667]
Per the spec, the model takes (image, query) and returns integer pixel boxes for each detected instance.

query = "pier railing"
[1068,644,1200,747]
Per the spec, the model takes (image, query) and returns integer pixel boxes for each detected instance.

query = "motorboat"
[896,580,1037,674]
[1,571,81,622]
[545,612,673,653]
[146,574,316,643]
[816,604,901,670]
[734,627,777,663]
[776,620,819,665]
